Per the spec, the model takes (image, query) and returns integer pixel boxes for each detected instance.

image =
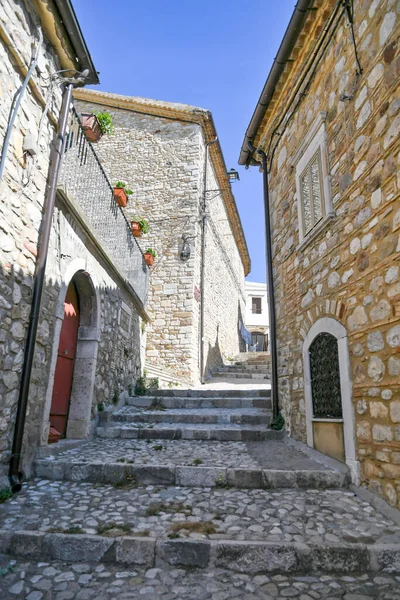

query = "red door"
[49,282,80,439]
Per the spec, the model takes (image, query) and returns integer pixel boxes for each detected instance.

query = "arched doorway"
[49,280,80,441]
[309,332,344,462]
[45,269,99,443]
[303,317,360,484]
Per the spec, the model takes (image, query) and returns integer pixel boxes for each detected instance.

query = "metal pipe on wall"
[199,136,217,384]
[9,83,74,492]
[248,142,279,422]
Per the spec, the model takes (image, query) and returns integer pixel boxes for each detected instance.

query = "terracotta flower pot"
[81,113,102,143]
[130,221,141,237]
[144,253,155,266]
[114,187,128,207]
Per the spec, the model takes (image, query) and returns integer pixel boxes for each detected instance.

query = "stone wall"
[199,145,246,377]
[261,0,400,505]
[75,96,246,383]
[0,0,63,481]
[0,0,145,479]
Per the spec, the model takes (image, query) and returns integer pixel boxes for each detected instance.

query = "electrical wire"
[344,0,363,76]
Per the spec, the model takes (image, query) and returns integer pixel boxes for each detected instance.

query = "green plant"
[114,181,133,195]
[97,402,105,412]
[168,533,181,539]
[169,521,217,535]
[152,444,164,451]
[0,562,16,576]
[144,248,156,258]
[141,320,146,334]
[93,110,114,135]
[112,388,119,405]
[135,376,147,396]
[192,458,203,466]
[96,522,131,536]
[149,377,159,389]
[270,412,285,431]
[0,488,12,504]
[135,218,149,234]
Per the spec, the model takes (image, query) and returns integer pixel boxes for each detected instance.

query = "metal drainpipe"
[9,82,74,492]
[248,142,279,421]
[199,136,218,384]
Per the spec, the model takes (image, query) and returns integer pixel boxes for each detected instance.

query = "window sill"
[312,418,343,423]
[297,212,335,252]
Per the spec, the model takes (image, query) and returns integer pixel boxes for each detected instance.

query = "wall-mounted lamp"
[227,168,240,182]
[180,236,191,261]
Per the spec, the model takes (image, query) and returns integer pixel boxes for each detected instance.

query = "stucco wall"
[75,97,246,382]
[262,0,400,505]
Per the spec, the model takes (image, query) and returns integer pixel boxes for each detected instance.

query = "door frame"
[42,261,100,444]
[303,317,360,484]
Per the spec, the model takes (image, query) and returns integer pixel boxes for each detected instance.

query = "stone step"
[1,482,399,573]
[95,422,284,442]
[127,395,271,409]
[221,365,270,371]
[212,371,269,379]
[101,407,271,426]
[141,389,271,398]
[1,561,399,599]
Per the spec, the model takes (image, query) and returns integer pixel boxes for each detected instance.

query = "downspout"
[199,136,218,384]
[248,142,279,422]
[9,82,74,492]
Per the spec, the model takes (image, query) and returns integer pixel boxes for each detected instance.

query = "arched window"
[309,333,342,419]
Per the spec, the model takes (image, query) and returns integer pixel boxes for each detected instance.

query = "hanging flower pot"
[144,248,156,266]
[114,187,128,207]
[130,221,141,237]
[113,181,133,208]
[81,113,102,143]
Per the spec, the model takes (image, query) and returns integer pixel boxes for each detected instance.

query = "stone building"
[74,89,250,384]
[244,281,269,351]
[0,0,150,482]
[239,0,400,505]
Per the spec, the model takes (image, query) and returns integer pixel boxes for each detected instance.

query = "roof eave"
[238,0,314,166]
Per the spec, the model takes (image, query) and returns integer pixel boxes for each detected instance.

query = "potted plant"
[130,218,149,237]
[144,248,156,266]
[113,181,133,207]
[81,110,114,142]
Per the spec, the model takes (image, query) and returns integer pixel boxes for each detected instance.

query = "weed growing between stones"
[96,522,131,536]
[146,402,166,411]
[0,561,16,576]
[145,502,192,517]
[115,458,135,463]
[192,458,203,466]
[271,412,285,431]
[167,532,181,539]
[169,521,217,536]
[112,474,137,489]
[0,488,12,504]
[152,444,164,451]
[46,526,84,535]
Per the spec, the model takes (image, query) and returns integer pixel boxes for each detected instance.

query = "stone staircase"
[0,385,400,587]
[96,388,279,442]
[209,357,271,381]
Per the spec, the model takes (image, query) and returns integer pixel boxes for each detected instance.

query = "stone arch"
[303,316,360,484]
[42,266,100,443]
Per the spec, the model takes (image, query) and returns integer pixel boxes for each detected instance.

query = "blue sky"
[73,0,295,283]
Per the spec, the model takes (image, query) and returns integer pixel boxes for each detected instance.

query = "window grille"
[300,149,324,235]
[309,332,342,419]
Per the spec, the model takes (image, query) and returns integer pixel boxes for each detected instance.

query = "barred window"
[300,149,324,235]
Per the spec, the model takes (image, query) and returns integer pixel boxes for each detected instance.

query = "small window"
[300,149,324,235]
[252,297,262,314]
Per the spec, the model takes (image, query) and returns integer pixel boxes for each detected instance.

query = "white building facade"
[244,281,269,352]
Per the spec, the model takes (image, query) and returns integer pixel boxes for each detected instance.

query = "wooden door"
[49,282,80,438]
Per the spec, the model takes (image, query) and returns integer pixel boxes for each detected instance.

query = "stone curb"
[34,460,350,489]
[1,531,399,574]
[95,425,285,442]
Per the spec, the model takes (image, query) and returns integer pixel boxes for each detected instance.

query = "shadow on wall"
[0,259,144,479]
[238,301,246,353]
[204,324,223,379]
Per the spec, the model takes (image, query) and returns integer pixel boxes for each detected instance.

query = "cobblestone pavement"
[0,556,400,599]
[1,482,399,544]
[38,439,331,470]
